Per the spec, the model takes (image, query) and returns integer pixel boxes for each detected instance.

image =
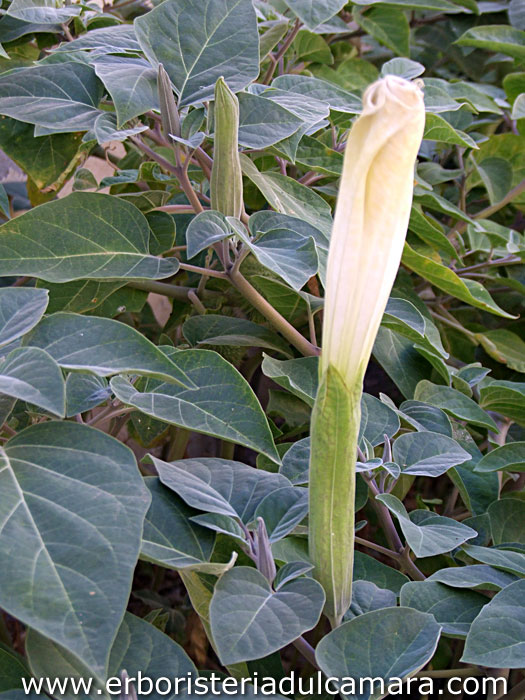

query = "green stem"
[126,280,223,302]
[167,426,190,461]
[227,268,319,357]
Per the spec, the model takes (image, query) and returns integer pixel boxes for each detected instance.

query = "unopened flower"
[309,76,425,627]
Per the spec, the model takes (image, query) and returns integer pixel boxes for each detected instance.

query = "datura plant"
[0,0,525,694]
[310,76,426,626]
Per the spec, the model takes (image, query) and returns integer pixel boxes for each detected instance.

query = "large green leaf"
[475,442,525,473]
[0,63,103,133]
[400,581,487,638]
[252,486,308,542]
[0,117,83,192]
[462,544,525,576]
[0,423,151,680]
[271,75,361,114]
[7,0,80,23]
[377,494,477,557]
[135,0,259,106]
[0,192,178,282]
[26,313,191,386]
[111,348,279,461]
[402,244,515,318]
[354,6,410,56]
[456,25,525,60]
[241,155,333,235]
[183,315,292,357]
[151,456,289,522]
[428,564,518,591]
[343,580,397,621]
[261,355,318,407]
[52,25,142,55]
[414,381,498,431]
[359,394,400,446]
[392,431,471,477]
[461,580,525,667]
[141,477,219,572]
[315,608,441,700]
[210,567,325,664]
[237,92,303,149]
[65,373,110,417]
[283,0,346,30]
[0,347,65,417]
[479,380,525,425]
[93,55,159,127]
[0,287,48,348]
[488,499,525,545]
[26,612,197,700]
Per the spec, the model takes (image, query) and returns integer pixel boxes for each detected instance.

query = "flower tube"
[309,76,425,627]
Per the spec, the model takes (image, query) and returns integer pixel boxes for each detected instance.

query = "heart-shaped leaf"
[210,567,325,664]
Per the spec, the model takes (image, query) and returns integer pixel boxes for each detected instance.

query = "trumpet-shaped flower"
[309,76,425,627]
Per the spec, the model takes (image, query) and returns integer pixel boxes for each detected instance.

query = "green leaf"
[471,156,513,205]
[414,380,498,431]
[183,315,292,357]
[261,355,318,407]
[52,25,141,55]
[283,0,346,30]
[343,580,397,621]
[315,608,441,699]
[91,113,148,145]
[0,118,83,192]
[461,579,525,667]
[377,494,477,557]
[456,25,525,60]
[65,373,110,417]
[237,92,303,149]
[111,348,279,461]
[354,6,410,56]
[235,217,318,291]
[135,0,259,106]
[272,75,361,114]
[240,154,333,236]
[489,499,525,545]
[293,30,334,64]
[423,113,478,149]
[141,477,218,572]
[479,380,525,425]
[93,56,159,127]
[428,564,518,591]
[0,287,48,348]
[402,244,514,319]
[383,297,447,358]
[27,312,191,386]
[0,645,30,691]
[151,456,289,522]
[249,211,328,285]
[399,400,452,435]
[462,544,525,576]
[280,438,310,484]
[352,0,463,10]
[359,394,400,446]
[7,0,81,24]
[186,210,233,259]
[392,431,471,477]
[373,327,434,399]
[26,612,197,699]
[210,566,325,664]
[0,192,178,283]
[252,486,308,542]
[475,441,525,473]
[476,329,525,373]
[0,347,65,417]
[0,422,151,680]
[0,63,103,133]
[511,92,525,119]
[400,581,488,638]
[293,135,343,175]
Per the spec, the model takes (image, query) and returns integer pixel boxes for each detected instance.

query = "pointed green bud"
[158,63,180,141]
[210,77,243,219]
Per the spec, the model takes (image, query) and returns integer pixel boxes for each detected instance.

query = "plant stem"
[292,636,319,669]
[179,262,228,279]
[262,19,302,84]
[354,536,400,561]
[227,268,319,357]
[430,311,478,344]
[126,280,223,302]
[503,677,525,700]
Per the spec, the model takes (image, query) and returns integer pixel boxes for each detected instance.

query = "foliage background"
[0,0,524,695]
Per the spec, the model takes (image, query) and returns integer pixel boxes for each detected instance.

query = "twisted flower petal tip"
[362,74,425,115]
